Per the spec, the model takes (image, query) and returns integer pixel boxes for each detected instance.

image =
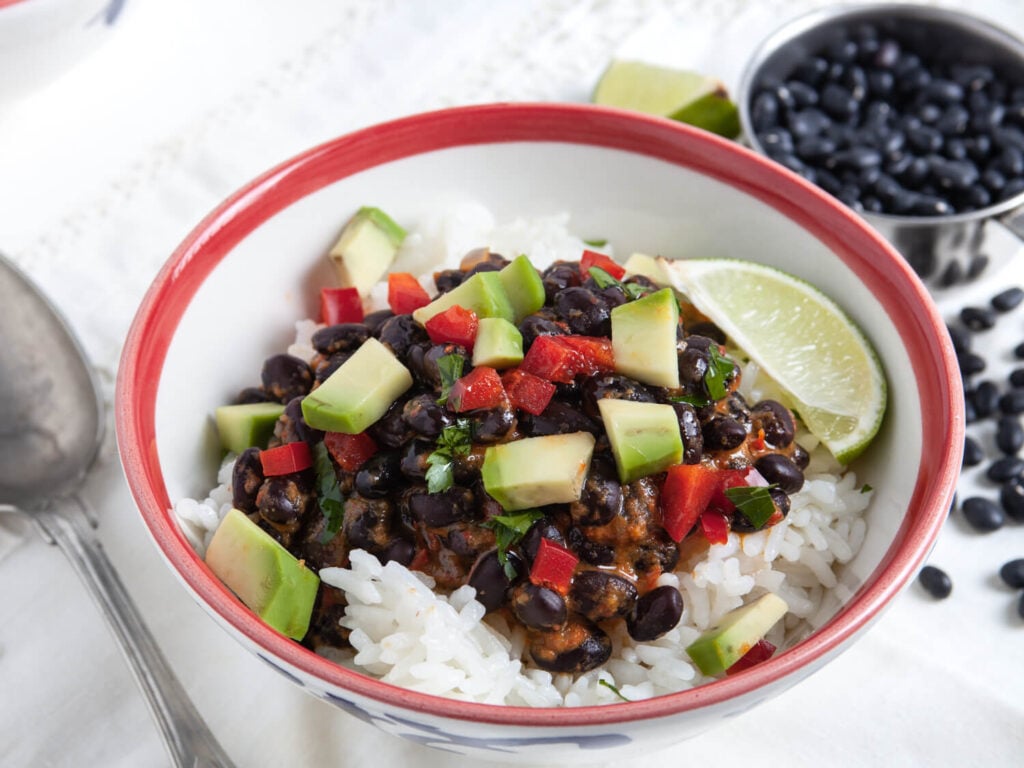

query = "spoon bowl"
[0,251,235,768]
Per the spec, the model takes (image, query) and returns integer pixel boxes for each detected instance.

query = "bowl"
[736,3,1024,291]
[0,0,125,106]
[115,103,962,762]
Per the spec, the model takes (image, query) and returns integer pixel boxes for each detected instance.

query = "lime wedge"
[659,258,887,464]
[592,60,740,138]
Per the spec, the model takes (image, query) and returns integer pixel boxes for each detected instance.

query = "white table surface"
[1,0,1022,766]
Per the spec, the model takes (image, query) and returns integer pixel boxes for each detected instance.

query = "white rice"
[174,204,873,707]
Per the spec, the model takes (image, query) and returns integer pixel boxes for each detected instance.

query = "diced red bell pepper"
[580,249,626,280]
[529,537,579,593]
[447,366,506,412]
[320,286,364,325]
[501,368,556,416]
[699,510,731,545]
[259,441,313,476]
[387,272,431,315]
[726,638,777,675]
[661,463,720,542]
[424,304,478,350]
[519,335,615,383]
[323,431,378,472]
[711,466,769,512]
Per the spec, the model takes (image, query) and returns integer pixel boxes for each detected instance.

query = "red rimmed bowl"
[115,103,962,762]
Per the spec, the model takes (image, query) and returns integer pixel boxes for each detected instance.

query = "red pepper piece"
[699,510,731,545]
[519,335,580,383]
[447,366,506,412]
[424,304,479,350]
[387,272,431,315]
[323,431,378,472]
[661,463,720,542]
[501,368,556,415]
[710,466,769,512]
[320,286,364,325]
[580,249,626,280]
[529,537,579,593]
[555,335,615,375]
[259,441,313,476]
[726,638,777,675]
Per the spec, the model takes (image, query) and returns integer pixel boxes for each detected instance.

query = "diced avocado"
[328,206,407,296]
[214,402,286,453]
[205,508,320,640]
[412,271,515,326]
[472,317,524,368]
[597,398,682,483]
[685,592,789,676]
[300,337,413,433]
[611,287,680,388]
[623,252,671,285]
[497,254,546,321]
[481,432,596,511]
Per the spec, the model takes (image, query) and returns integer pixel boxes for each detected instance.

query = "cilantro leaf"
[724,484,777,529]
[483,509,543,579]
[425,419,473,493]
[312,441,346,543]
[583,238,608,247]
[704,344,736,401]
[587,266,647,301]
[436,353,465,405]
[860,483,873,494]
[598,679,631,702]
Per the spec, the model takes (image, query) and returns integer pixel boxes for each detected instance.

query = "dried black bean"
[992,287,1024,312]
[946,324,971,354]
[960,306,996,331]
[999,558,1024,589]
[1000,389,1024,415]
[963,436,985,467]
[918,565,953,599]
[1017,592,1024,620]
[1010,368,1024,388]
[999,478,1024,522]
[970,380,1000,418]
[961,496,1006,531]
[987,455,1024,482]
[958,351,986,376]
[996,416,1024,455]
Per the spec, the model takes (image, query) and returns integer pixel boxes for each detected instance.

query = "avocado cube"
[328,206,407,296]
[205,508,320,640]
[685,593,789,676]
[412,272,515,326]
[497,254,546,321]
[472,317,524,369]
[301,337,413,433]
[214,402,286,453]
[611,287,680,388]
[598,398,682,483]
[481,432,596,511]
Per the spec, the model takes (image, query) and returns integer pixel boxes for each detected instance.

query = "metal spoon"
[0,252,236,768]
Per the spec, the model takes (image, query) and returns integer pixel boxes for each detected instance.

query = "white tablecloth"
[1,0,1023,765]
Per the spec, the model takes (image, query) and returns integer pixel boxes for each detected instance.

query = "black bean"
[471,404,516,444]
[874,39,901,69]
[1010,368,1024,388]
[961,496,1006,531]
[1000,389,1024,415]
[754,453,805,494]
[1017,592,1024,621]
[554,286,611,336]
[570,454,623,527]
[999,478,1024,522]
[963,436,985,467]
[467,550,519,612]
[363,309,394,334]
[377,314,428,357]
[703,416,747,451]
[1015,342,1024,360]
[907,193,954,217]
[399,439,432,480]
[381,538,416,567]
[231,447,264,513]
[672,402,704,464]
[520,520,566,566]
[797,136,837,161]
[407,485,474,527]
[235,386,274,404]
[868,69,895,97]
[528,619,611,674]
[992,287,1024,312]
[510,582,566,629]
[907,125,943,153]
[354,451,403,499]
[946,324,971,354]
[626,585,684,642]
[519,313,567,350]
[751,91,780,131]
[918,565,953,599]
[787,80,819,108]
[312,323,371,355]
[519,400,600,438]
[987,455,1024,482]
[580,373,655,418]
[257,475,313,530]
[960,306,996,331]
[997,416,1024,455]
[930,158,979,190]
[969,380,999,419]
[829,147,883,171]
[759,127,796,155]
[569,570,638,622]
[276,397,323,446]
[964,397,978,425]
[402,393,453,439]
[261,354,314,403]
[999,558,1024,589]
[793,56,829,86]
[958,351,986,376]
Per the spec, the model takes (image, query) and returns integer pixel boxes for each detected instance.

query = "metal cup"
[736,3,1024,292]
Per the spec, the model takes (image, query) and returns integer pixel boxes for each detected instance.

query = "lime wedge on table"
[592,60,741,138]
[660,258,887,464]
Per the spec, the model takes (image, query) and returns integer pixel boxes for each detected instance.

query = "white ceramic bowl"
[0,0,124,106]
[116,103,963,763]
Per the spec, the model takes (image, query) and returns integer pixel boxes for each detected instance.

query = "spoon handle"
[35,501,237,768]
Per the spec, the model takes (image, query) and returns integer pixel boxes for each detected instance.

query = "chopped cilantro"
[425,419,473,493]
[587,266,647,301]
[598,679,631,702]
[704,344,736,401]
[724,484,777,529]
[483,509,543,579]
[860,483,873,494]
[313,442,346,543]
[583,238,609,247]
[436,353,465,405]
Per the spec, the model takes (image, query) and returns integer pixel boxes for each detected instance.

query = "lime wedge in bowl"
[592,60,741,138]
[659,257,887,464]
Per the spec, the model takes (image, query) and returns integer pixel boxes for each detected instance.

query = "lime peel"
[658,257,887,464]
